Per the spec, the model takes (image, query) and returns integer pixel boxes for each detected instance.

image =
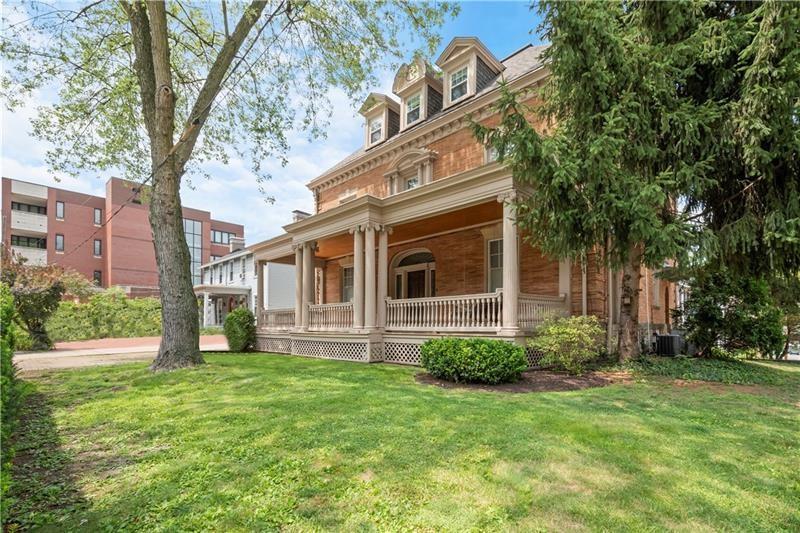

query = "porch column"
[257,260,265,313]
[364,224,376,329]
[294,244,303,329]
[202,292,211,327]
[352,226,365,328]
[377,226,390,328]
[500,192,519,334]
[302,241,315,329]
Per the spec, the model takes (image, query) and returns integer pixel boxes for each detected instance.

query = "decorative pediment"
[435,37,504,73]
[384,148,438,177]
[358,92,399,117]
[392,57,441,96]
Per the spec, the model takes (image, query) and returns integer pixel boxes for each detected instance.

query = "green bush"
[529,316,604,375]
[1,283,22,515]
[47,288,162,342]
[420,338,527,384]
[626,355,789,386]
[224,307,256,352]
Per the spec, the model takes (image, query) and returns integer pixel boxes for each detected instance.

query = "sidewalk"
[15,335,229,373]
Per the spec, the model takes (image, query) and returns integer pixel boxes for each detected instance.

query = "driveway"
[15,335,228,373]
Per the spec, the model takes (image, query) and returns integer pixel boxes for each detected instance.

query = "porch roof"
[193,285,251,296]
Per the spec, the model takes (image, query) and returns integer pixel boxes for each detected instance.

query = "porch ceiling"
[315,200,501,259]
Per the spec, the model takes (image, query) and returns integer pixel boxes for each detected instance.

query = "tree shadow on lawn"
[4,388,95,531]
[11,355,800,531]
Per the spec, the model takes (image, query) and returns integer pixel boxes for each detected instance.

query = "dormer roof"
[358,92,400,117]
[435,36,505,73]
[392,57,442,96]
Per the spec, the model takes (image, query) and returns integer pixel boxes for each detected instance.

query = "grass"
[5,354,800,531]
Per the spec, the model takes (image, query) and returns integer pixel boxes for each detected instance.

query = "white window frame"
[449,65,469,103]
[94,207,102,226]
[55,234,64,252]
[55,201,65,220]
[405,92,421,126]
[341,266,354,302]
[487,238,503,292]
[368,117,383,145]
[404,175,419,191]
[93,239,102,257]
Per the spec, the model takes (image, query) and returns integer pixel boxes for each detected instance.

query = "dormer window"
[404,176,419,191]
[406,93,421,125]
[369,117,383,145]
[450,66,468,102]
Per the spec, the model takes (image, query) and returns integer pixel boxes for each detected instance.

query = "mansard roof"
[309,43,549,190]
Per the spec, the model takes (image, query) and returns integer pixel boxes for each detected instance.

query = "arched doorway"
[391,249,436,299]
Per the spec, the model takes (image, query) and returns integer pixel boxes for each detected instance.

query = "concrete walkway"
[15,335,228,373]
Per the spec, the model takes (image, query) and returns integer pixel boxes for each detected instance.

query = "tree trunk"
[617,244,643,362]
[149,164,203,371]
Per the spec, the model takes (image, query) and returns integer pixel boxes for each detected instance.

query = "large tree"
[1,0,457,370]
[474,1,799,360]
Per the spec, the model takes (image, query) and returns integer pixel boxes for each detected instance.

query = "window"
[230,261,235,281]
[211,255,221,261]
[10,201,46,215]
[55,234,64,252]
[94,208,102,225]
[93,239,102,257]
[55,201,65,220]
[488,239,503,291]
[369,117,383,145]
[211,230,235,245]
[406,93,421,125]
[342,266,354,302]
[485,146,499,163]
[183,218,203,285]
[11,235,46,249]
[93,270,102,285]
[218,266,223,284]
[404,176,419,191]
[450,66,468,102]
[241,258,246,276]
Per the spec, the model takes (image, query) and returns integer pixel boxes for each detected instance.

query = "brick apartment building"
[1,177,243,295]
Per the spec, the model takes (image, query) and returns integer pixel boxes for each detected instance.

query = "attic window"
[369,117,383,144]
[406,93,421,125]
[450,66,468,101]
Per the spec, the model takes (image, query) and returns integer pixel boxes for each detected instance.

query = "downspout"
[644,268,651,351]
[581,258,587,316]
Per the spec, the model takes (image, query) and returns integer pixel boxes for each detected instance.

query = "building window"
[211,230,235,245]
[218,266,223,284]
[404,176,419,191]
[183,218,202,285]
[94,208,102,225]
[55,234,64,252]
[211,255,221,261]
[369,117,383,145]
[93,239,102,257]
[450,66,468,102]
[241,258,246,276]
[342,266,354,302]
[11,201,46,215]
[55,201,65,220]
[230,261,235,281]
[93,270,102,285]
[488,238,503,292]
[406,93,421,125]
[485,146,499,163]
[11,235,46,249]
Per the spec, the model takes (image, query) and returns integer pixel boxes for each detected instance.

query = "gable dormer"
[392,57,443,131]
[358,93,400,149]
[435,37,505,109]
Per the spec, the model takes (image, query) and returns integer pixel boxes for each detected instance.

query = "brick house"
[251,37,677,365]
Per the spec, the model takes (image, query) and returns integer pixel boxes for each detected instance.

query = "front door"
[407,270,427,298]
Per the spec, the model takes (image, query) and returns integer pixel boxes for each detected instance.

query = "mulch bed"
[415,369,632,393]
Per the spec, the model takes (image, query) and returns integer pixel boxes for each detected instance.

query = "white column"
[353,227,365,328]
[202,292,211,327]
[364,225,376,328]
[581,259,588,316]
[500,193,519,334]
[257,260,265,312]
[377,226,389,328]
[302,241,315,329]
[294,245,303,328]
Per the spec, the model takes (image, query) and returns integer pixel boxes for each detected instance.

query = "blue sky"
[1,2,544,243]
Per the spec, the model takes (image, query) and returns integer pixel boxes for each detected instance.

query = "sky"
[0,1,545,244]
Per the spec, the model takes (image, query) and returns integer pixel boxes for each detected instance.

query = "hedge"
[224,307,256,352]
[420,338,527,384]
[1,283,23,518]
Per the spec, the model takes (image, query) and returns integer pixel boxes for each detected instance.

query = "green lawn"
[6,355,800,531]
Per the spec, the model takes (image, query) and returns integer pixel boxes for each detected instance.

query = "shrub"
[529,315,604,375]
[1,283,22,514]
[676,269,784,358]
[224,307,256,352]
[626,355,788,386]
[420,338,527,384]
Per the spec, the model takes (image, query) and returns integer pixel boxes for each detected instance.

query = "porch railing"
[258,308,295,330]
[386,290,503,331]
[309,302,354,331]
[518,293,569,330]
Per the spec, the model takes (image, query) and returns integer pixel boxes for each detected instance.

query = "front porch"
[253,188,576,366]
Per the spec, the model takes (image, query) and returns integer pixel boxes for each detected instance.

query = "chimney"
[292,209,311,222]
[229,236,245,253]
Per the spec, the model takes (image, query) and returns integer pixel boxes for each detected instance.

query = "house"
[193,237,295,327]
[1,176,243,296]
[249,37,677,365]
